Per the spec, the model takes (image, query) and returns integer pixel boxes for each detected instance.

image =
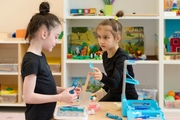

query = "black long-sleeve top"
[100,47,138,99]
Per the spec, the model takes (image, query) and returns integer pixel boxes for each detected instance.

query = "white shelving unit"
[0,0,179,115]
[62,0,180,115]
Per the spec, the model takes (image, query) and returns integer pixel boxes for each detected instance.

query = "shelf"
[66,59,102,64]
[0,39,62,44]
[52,72,62,76]
[65,16,160,20]
[65,55,158,64]
[65,59,159,64]
[163,108,180,114]
[163,16,180,19]
[0,72,18,75]
[0,103,25,107]
[163,60,180,64]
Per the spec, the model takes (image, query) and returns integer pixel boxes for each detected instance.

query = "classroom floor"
[0,107,180,120]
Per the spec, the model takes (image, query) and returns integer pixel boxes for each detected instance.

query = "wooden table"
[55,102,127,120]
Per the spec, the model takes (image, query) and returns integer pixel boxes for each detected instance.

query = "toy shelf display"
[164,90,180,109]
[67,27,158,61]
[164,20,180,60]
[71,8,97,16]
[164,0,180,16]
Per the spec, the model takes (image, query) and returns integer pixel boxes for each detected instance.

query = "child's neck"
[27,39,42,56]
[107,46,119,58]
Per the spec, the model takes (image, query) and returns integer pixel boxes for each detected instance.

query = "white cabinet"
[62,0,170,112]
[62,0,180,115]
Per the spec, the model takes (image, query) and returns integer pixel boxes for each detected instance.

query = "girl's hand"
[91,67,103,81]
[74,87,81,96]
[58,87,78,104]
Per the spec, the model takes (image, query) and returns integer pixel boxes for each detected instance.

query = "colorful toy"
[99,9,105,16]
[106,112,122,120]
[89,62,94,72]
[69,80,79,94]
[171,0,178,12]
[167,90,175,97]
[70,8,96,16]
[121,60,162,117]
[164,90,180,108]
[88,102,100,112]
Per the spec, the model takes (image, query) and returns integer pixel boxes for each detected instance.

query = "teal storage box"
[127,110,165,120]
[126,100,161,111]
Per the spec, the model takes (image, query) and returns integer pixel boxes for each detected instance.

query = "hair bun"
[39,2,50,15]
[116,10,124,17]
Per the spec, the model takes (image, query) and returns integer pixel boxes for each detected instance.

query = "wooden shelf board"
[0,103,25,107]
[65,15,160,20]
[65,55,158,64]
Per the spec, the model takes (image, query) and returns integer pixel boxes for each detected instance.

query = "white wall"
[0,0,63,33]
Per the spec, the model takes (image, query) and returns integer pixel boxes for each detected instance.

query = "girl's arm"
[56,86,81,96]
[93,57,134,89]
[56,86,65,93]
[23,74,77,104]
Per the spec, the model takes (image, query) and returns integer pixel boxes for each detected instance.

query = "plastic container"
[174,100,180,108]
[49,64,61,72]
[164,99,180,109]
[164,99,174,109]
[0,85,18,103]
[53,105,88,120]
[136,85,157,100]
[0,64,18,72]
[128,110,165,120]
[1,90,18,103]
[126,100,161,111]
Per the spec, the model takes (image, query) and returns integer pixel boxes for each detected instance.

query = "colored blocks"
[90,8,96,14]
[84,9,90,14]
[70,8,96,16]
[71,9,78,14]
[78,9,84,14]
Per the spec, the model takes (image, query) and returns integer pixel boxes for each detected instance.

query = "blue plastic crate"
[127,110,165,120]
[126,100,161,111]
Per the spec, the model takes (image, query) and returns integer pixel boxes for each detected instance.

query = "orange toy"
[168,90,175,97]
[81,46,87,56]
[16,29,26,38]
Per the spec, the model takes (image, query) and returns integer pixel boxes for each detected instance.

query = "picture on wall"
[120,26,145,54]
[68,26,145,59]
